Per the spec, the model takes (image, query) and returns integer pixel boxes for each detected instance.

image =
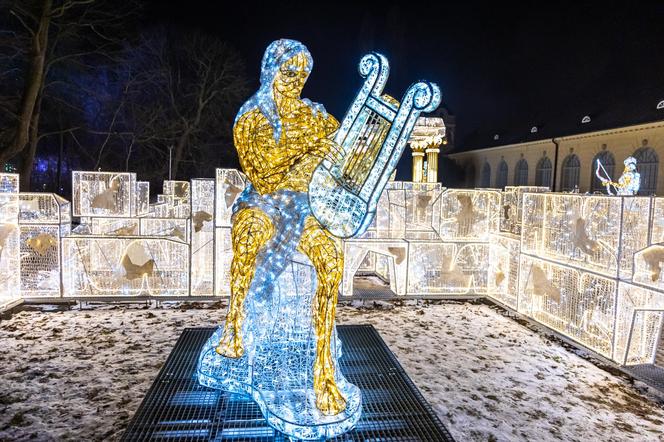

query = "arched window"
[464,163,476,188]
[514,158,528,186]
[496,160,508,189]
[561,154,580,191]
[590,150,615,192]
[633,147,659,195]
[480,162,491,187]
[535,157,552,188]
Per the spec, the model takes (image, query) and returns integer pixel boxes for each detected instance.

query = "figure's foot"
[215,327,244,358]
[315,376,347,415]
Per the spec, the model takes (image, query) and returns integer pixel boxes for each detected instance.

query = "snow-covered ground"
[1,300,664,441]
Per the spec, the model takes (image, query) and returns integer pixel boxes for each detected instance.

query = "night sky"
[146,1,664,150]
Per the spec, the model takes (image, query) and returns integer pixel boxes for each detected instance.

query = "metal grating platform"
[623,364,664,391]
[122,325,454,441]
[352,285,396,299]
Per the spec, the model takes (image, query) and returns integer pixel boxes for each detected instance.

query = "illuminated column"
[426,147,440,183]
[409,116,446,183]
[411,146,426,182]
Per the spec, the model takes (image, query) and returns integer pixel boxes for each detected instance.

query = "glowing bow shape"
[595,160,616,195]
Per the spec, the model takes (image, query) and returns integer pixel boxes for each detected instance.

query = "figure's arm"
[321,112,340,137]
[600,177,619,190]
[306,112,343,162]
[613,174,633,191]
[595,162,617,194]
[234,111,303,174]
[235,107,343,178]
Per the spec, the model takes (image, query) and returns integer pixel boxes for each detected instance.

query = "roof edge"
[449,118,664,157]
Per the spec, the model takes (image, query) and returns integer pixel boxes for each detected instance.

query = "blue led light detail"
[197,251,361,440]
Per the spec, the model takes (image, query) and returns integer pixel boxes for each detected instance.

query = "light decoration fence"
[517,254,616,358]
[2,168,664,369]
[404,186,499,296]
[162,180,191,218]
[190,178,215,296]
[651,198,664,243]
[214,169,246,296]
[18,192,70,298]
[89,217,139,236]
[0,174,20,310]
[508,192,663,364]
[499,186,549,236]
[72,171,148,218]
[520,193,651,279]
[139,218,190,242]
[62,236,190,297]
[614,282,664,365]
[342,184,500,297]
[488,232,521,309]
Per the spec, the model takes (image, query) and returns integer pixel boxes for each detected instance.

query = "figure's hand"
[310,139,344,164]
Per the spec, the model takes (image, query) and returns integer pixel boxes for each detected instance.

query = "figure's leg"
[298,216,346,415]
[216,207,274,357]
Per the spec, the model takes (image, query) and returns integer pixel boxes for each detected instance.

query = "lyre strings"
[340,109,391,193]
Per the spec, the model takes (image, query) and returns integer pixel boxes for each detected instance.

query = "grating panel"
[623,364,664,391]
[123,325,454,441]
[352,285,396,299]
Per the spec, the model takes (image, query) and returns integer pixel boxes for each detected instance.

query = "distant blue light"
[36,158,49,173]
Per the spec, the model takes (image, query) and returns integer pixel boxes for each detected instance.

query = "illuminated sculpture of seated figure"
[597,156,641,195]
[197,39,361,439]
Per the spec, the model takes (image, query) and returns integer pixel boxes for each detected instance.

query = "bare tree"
[1,2,246,189]
[0,0,52,175]
[0,0,136,189]
[118,28,248,180]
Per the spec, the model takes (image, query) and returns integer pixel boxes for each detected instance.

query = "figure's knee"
[300,217,343,280]
[231,207,275,251]
[321,242,343,280]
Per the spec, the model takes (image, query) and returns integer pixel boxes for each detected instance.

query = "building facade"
[448,120,664,195]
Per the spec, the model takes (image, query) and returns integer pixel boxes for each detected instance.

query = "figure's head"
[235,39,315,142]
[273,52,310,98]
[260,39,312,100]
[624,156,637,171]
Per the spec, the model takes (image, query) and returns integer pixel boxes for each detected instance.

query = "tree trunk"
[0,0,52,167]
[171,126,191,179]
[20,92,42,191]
[57,126,64,192]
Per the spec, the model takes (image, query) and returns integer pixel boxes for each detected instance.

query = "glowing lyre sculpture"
[309,53,441,238]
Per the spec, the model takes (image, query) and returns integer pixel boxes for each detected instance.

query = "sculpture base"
[196,253,361,440]
[197,327,362,440]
